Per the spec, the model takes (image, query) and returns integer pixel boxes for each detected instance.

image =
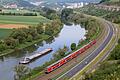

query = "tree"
[11,29,27,43]
[36,23,44,34]
[4,37,18,49]
[61,8,73,22]
[99,0,110,3]
[28,26,39,40]
[14,64,31,80]
[0,43,6,52]
[26,34,33,42]
[71,43,76,51]
[0,9,2,12]
[45,24,54,36]
[118,39,120,44]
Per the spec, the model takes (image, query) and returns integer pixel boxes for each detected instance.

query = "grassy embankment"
[70,24,118,80]
[26,13,102,80]
[72,3,120,80]
[53,15,103,80]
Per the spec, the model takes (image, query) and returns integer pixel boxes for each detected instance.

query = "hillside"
[0,0,35,7]
[29,0,101,3]
[100,0,120,6]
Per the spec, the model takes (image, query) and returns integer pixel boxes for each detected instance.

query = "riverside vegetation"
[0,19,63,56]
[76,1,120,80]
[76,4,120,24]
[18,8,102,80]
[0,7,63,56]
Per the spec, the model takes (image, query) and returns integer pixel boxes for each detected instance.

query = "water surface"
[0,24,86,80]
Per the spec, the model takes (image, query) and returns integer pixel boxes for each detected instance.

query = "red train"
[45,40,96,73]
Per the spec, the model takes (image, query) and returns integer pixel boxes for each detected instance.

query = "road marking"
[56,21,110,80]
[70,22,116,80]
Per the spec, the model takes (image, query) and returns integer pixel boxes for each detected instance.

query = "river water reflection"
[0,24,86,80]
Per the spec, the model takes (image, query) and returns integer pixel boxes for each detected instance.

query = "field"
[0,9,50,39]
[0,9,50,25]
[0,24,28,29]
[1,9,35,13]
[0,29,13,39]
[0,15,50,25]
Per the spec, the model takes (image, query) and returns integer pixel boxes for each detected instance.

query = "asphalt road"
[57,21,114,79]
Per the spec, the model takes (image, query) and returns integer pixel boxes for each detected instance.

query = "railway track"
[56,21,116,80]
[35,18,115,80]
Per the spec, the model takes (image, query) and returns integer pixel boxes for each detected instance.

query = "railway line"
[56,21,115,80]
[35,19,116,80]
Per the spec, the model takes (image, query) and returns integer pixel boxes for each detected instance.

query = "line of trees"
[0,19,63,53]
[0,12,37,16]
[61,8,99,40]
[37,7,60,20]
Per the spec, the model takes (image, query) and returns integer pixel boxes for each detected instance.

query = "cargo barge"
[19,48,52,64]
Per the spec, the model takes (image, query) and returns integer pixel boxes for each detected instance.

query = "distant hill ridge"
[28,0,101,3]
[0,0,35,7]
[99,0,120,6]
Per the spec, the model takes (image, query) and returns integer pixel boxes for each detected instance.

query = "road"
[57,21,114,79]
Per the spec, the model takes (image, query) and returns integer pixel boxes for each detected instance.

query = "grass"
[0,34,50,56]
[0,15,50,25]
[1,9,34,13]
[51,21,101,80]
[24,71,44,80]
[70,24,117,80]
[0,29,13,39]
[109,0,120,2]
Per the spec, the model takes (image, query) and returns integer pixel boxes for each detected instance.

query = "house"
[3,3,18,9]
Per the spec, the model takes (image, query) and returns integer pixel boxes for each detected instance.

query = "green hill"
[100,0,120,6]
[29,0,101,3]
[0,0,35,7]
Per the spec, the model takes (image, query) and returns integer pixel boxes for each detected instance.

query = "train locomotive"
[45,40,96,73]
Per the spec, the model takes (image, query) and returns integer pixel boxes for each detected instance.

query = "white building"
[66,2,89,9]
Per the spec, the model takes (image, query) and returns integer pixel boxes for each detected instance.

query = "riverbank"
[22,13,102,80]
[0,20,63,57]
[0,35,49,57]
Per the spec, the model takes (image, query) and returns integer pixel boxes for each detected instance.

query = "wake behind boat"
[19,48,52,64]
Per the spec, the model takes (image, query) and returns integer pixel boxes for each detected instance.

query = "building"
[66,2,89,9]
[3,3,18,9]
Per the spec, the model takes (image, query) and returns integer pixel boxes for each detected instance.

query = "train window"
[81,48,85,52]
[66,56,71,61]
[70,55,73,59]
[47,67,52,73]
[56,63,60,67]
[85,46,88,49]
[72,53,76,58]
[88,44,91,47]
[78,50,82,54]
[60,59,65,65]
[75,52,78,56]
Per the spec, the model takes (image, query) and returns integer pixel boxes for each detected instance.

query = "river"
[0,24,86,80]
